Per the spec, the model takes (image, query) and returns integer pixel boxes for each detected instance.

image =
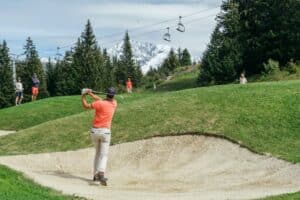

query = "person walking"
[126,78,133,93]
[81,87,118,186]
[15,77,23,106]
[31,73,40,101]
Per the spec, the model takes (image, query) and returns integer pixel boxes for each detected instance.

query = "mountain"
[108,41,171,74]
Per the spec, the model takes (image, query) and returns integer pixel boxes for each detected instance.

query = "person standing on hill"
[239,73,247,84]
[126,78,133,93]
[15,77,23,106]
[31,73,40,101]
[81,87,118,186]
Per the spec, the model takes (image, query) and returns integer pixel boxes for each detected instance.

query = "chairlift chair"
[176,16,185,32]
[163,27,171,42]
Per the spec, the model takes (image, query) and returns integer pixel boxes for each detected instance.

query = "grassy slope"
[0,165,84,200]
[259,192,300,200]
[0,79,299,200]
[0,96,83,130]
[155,66,199,92]
[0,80,299,163]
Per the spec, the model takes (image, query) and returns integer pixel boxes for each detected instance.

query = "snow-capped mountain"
[108,41,171,74]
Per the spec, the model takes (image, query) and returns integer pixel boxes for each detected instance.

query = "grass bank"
[0,80,299,163]
[0,165,84,200]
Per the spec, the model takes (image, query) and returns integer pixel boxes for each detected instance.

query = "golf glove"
[81,88,91,95]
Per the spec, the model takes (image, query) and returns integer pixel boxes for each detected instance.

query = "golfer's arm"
[81,94,93,109]
[89,92,102,101]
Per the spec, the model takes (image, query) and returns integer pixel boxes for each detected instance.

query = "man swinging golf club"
[81,87,118,186]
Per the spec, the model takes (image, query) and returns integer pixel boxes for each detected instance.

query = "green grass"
[0,165,84,200]
[0,80,299,163]
[155,66,199,92]
[0,79,299,200]
[0,96,83,130]
[259,192,300,200]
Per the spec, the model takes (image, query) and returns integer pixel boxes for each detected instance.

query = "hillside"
[0,80,299,163]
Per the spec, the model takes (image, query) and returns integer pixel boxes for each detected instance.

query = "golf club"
[81,88,124,99]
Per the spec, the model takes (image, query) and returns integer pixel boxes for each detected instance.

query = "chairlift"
[176,16,185,32]
[163,27,171,42]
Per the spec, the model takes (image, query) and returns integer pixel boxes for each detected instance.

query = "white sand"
[0,130,16,137]
[0,135,299,200]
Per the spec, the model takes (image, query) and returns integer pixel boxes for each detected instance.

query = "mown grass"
[259,192,300,200]
[0,96,83,130]
[0,80,299,163]
[0,165,84,200]
[0,79,299,200]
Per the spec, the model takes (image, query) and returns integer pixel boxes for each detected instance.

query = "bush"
[286,60,298,74]
[263,59,280,75]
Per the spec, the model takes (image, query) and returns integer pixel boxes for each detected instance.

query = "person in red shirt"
[81,87,117,186]
[126,78,133,93]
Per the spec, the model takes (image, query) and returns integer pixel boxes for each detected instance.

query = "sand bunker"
[0,135,299,200]
[0,130,16,137]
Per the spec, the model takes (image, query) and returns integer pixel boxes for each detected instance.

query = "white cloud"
[0,0,222,58]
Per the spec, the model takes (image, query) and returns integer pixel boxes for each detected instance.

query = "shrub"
[263,59,280,75]
[286,60,298,74]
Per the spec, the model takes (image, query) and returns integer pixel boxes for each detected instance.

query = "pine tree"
[71,20,104,94]
[54,51,77,95]
[17,37,48,101]
[158,48,180,77]
[102,49,114,89]
[117,31,143,87]
[181,48,192,66]
[198,1,242,85]
[46,58,56,96]
[177,48,183,65]
[0,41,14,108]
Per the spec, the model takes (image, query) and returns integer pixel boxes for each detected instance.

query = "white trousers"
[90,128,111,175]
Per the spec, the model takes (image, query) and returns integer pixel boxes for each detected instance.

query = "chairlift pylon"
[176,16,185,32]
[163,27,171,42]
[55,47,63,61]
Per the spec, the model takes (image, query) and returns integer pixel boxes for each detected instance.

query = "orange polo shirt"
[92,99,117,129]
[126,81,132,89]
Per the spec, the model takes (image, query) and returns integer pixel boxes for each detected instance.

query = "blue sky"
[0,0,221,60]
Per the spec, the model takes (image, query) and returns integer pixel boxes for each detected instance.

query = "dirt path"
[0,130,16,137]
[0,135,299,200]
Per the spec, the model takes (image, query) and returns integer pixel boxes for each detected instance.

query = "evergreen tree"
[168,49,180,72]
[181,48,192,66]
[0,41,14,108]
[198,1,242,85]
[102,49,114,89]
[238,0,300,73]
[17,37,48,101]
[117,31,143,87]
[45,58,56,96]
[199,0,300,85]
[177,48,183,65]
[71,20,104,94]
[54,51,78,95]
[158,48,180,76]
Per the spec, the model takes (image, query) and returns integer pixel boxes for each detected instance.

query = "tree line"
[0,19,195,108]
[145,47,192,84]
[0,20,143,108]
[198,0,300,85]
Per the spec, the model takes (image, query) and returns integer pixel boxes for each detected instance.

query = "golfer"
[15,77,23,106]
[31,73,40,101]
[126,78,132,93]
[81,87,118,186]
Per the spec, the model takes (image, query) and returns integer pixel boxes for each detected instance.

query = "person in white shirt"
[15,77,24,106]
[239,73,247,84]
